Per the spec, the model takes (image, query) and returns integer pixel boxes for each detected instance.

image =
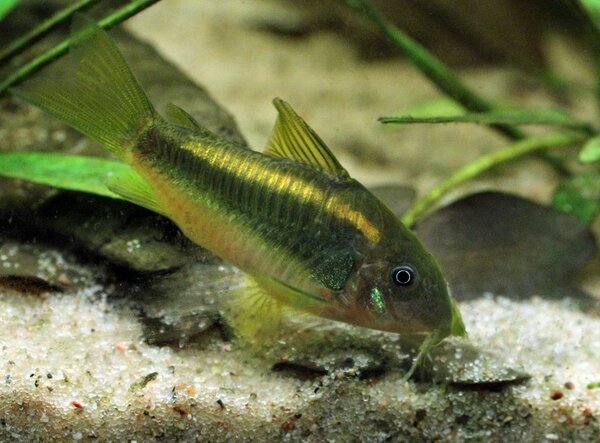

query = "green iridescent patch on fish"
[4,15,467,379]
[310,247,355,291]
[369,287,386,314]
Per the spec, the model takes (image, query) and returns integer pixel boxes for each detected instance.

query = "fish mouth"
[412,289,466,340]
[449,294,467,337]
[425,282,467,339]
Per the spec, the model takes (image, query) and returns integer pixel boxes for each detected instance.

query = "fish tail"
[10,15,156,158]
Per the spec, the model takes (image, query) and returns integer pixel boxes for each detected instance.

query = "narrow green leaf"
[578,135,600,163]
[0,0,101,63]
[552,171,600,224]
[403,132,585,227]
[346,0,569,174]
[0,0,19,21]
[0,151,131,199]
[380,108,595,133]
[391,98,463,119]
[0,0,161,95]
[580,0,600,30]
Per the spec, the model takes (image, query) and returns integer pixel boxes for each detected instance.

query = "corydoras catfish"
[11,19,466,377]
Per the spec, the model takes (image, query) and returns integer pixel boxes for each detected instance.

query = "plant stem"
[347,0,523,139]
[401,132,586,228]
[0,0,19,22]
[346,0,569,173]
[379,111,596,135]
[0,0,102,64]
[0,0,160,95]
[577,1,600,118]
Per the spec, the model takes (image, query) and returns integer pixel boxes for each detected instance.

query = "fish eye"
[390,265,416,287]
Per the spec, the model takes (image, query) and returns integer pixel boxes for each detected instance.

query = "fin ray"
[265,98,349,178]
[10,14,156,156]
[106,169,163,214]
[223,275,331,346]
[253,273,330,313]
[223,277,287,345]
[165,103,213,136]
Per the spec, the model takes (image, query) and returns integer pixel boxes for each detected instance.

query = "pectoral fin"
[224,274,329,346]
[253,273,330,313]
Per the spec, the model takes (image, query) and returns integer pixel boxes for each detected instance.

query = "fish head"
[342,219,466,340]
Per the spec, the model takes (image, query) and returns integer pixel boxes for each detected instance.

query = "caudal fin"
[10,15,156,157]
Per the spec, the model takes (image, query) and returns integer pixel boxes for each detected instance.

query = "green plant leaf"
[580,0,600,30]
[0,0,161,95]
[552,171,600,223]
[379,108,594,132]
[0,0,20,21]
[578,135,600,163]
[390,98,463,120]
[0,151,131,199]
[402,132,585,228]
[0,0,102,64]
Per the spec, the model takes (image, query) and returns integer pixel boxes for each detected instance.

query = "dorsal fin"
[265,98,349,178]
[165,103,214,137]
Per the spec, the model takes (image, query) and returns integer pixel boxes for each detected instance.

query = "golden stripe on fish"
[138,125,383,246]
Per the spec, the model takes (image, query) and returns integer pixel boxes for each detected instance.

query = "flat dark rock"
[416,192,597,303]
